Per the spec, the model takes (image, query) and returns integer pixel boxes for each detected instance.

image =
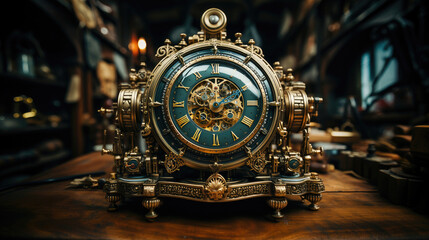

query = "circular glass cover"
[151,45,281,169]
[164,56,267,154]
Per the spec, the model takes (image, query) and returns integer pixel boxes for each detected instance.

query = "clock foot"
[142,198,161,221]
[304,193,322,211]
[267,198,288,221]
[106,193,121,212]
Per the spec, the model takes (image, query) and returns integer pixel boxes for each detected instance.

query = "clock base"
[103,172,324,221]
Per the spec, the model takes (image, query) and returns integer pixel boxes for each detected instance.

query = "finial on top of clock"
[234,33,243,45]
[201,8,227,40]
[286,68,295,81]
[273,61,286,82]
[178,33,187,47]
[129,68,138,87]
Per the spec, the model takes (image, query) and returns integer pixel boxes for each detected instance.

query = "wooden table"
[1,152,428,239]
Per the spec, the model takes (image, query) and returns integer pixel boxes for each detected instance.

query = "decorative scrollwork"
[141,122,151,137]
[228,183,270,199]
[307,181,325,193]
[246,151,267,173]
[204,173,228,200]
[277,121,288,138]
[251,46,264,57]
[164,149,185,173]
[159,183,204,199]
[155,39,177,58]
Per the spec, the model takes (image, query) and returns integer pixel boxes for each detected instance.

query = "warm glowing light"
[138,37,147,50]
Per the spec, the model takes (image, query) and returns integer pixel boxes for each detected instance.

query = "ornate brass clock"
[99,8,324,221]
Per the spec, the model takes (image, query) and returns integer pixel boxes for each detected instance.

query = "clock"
[100,8,325,221]
[155,47,277,171]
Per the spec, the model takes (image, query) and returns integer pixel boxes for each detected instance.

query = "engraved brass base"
[104,174,324,221]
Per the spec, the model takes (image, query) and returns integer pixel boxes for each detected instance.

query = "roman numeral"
[173,100,184,108]
[231,131,239,141]
[212,134,220,146]
[191,128,202,142]
[177,82,189,91]
[241,85,248,91]
[194,72,202,80]
[241,116,254,127]
[247,100,258,106]
[176,115,190,128]
[211,63,219,74]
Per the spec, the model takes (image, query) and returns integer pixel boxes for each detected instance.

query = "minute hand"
[218,90,241,105]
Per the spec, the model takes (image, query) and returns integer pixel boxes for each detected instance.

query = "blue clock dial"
[166,58,265,154]
[150,44,280,169]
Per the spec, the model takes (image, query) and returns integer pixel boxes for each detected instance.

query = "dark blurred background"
[0,0,428,185]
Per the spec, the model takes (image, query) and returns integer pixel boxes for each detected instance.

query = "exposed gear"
[223,108,238,123]
[219,82,231,97]
[188,77,243,131]
[194,109,212,127]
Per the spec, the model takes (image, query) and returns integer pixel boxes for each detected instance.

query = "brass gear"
[194,109,212,128]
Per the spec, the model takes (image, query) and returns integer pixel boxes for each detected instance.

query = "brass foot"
[304,193,322,211]
[107,203,118,212]
[142,198,161,221]
[267,198,288,221]
[105,194,121,212]
[308,203,320,211]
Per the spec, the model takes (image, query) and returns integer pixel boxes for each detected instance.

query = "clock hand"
[221,90,241,104]
[213,90,240,108]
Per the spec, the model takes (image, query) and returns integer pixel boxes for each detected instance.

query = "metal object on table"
[99,8,324,221]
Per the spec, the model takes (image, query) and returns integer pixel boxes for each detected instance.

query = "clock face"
[149,42,280,170]
[165,57,267,154]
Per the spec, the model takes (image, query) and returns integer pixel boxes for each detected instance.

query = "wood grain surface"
[0,152,428,239]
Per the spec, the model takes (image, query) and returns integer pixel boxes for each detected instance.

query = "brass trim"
[284,89,309,133]
[112,178,324,203]
[164,55,267,154]
[148,41,283,171]
[117,88,142,132]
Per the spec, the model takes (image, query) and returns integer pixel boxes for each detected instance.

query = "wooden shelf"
[294,0,390,73]
[89,28,129,57]
[320,0,390,55]
[280,2,320,47]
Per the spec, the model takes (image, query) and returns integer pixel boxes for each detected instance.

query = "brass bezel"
[164,55,267,154]
[148,41,283,170]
